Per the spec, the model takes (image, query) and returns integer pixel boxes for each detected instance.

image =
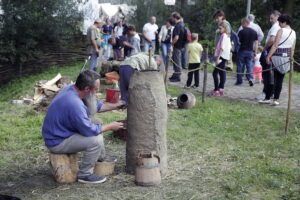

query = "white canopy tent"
[81,0,136,35]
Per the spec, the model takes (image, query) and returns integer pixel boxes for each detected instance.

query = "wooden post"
[164,52,171,90]
[149,47,152,69]
[285,58,293,135]
[202,48,209,103]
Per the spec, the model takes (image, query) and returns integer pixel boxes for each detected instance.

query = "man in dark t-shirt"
[169,12,186,82]
[109,36,127,60]
[236,18,258,86]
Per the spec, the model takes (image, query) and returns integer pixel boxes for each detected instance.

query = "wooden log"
[202,48,209,103]
[49,153,79,183]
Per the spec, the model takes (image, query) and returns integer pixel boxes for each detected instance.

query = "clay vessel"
[94,161,115,176]
[177,92,196,109]
[135,151,161,187]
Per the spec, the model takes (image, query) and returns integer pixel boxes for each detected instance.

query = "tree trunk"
[284,0,295,15]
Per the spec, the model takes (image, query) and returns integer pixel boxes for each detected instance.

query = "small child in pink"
[253,46,263,83]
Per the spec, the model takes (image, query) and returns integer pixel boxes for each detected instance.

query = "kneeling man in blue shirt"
[42,70,124,184]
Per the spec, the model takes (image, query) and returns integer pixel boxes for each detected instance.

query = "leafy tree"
[0,0,83,65]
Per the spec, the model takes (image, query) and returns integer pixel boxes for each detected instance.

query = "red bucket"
[106,89,120,103]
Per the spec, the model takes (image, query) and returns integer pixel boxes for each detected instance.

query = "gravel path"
[167,69,300,112]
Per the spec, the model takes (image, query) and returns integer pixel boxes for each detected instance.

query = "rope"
[293,59,300,66]
[168,55,297,75]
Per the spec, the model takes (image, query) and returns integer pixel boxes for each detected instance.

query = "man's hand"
[99,100,126,112]
[109,122,124,131]
[115,100,126,109]
[101,121,124,133]
[96,49,100,56]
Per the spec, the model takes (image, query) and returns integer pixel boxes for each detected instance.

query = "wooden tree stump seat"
[49,153,79,183]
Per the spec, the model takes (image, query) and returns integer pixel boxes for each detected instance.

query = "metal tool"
[80,56,91,72]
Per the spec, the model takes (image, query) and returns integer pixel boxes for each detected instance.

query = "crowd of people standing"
[86,9,296,106]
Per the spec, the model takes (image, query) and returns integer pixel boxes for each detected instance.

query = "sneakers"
[255,92,266,100]
[191,85,199,89]
[258,99,271,104]
[271,100,280,106]
[249,80,254,87]
[208,90,220,97]
[98,155,117,163]
[258,99,280,106]
[78,174,107,184]
[234,82,242,86]
[184,85,191,89]
[219,89,224,96]
[169,77,181,82]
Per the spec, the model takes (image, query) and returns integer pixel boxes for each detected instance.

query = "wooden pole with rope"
[285,58,293,135]
[202,48,209,103]
[164,50,171,90]
[149,47,152,69]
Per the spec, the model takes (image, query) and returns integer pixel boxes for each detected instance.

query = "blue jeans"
[119,65,134,103]
[89,52,98,71]
[161,43,171,70]
[144,40,156,54]
[171,47,183,78]
[236,50,254,83]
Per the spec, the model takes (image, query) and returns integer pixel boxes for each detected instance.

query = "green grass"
[0,64,300,199]
[0,63,83,102]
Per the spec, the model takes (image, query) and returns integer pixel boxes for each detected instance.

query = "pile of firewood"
[12,73,71,112]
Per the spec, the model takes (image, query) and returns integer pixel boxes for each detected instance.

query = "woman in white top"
[159,18,174,70]
[114,21,124,37]
[209,21,231,97]
[264,14,296,106]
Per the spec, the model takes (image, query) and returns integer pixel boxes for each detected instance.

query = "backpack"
[230,30,240,53]
[183,27,192,43]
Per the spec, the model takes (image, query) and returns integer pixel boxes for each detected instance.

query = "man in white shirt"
[256,10,281,100]
[265,11,281,50]
[142,16,158,53]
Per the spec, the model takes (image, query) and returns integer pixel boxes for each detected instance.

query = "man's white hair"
[247,14,255,22]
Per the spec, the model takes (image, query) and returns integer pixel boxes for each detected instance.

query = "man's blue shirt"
[42,84,103,147]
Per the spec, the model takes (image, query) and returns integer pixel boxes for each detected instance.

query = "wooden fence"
[0,41,88,86]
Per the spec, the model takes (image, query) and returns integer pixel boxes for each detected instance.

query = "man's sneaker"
[78,174,107,184]
[191,85,199,89]
[169,75,175,80]
[184,85,191,89]
[258,99,271,104]
[169,77,181,82]
[219,89,224,96]
[234,82,242,86]
[271,100,280,106]
[98,155,117,163]
[208,90,220,97]
[255,92,266,100]
[249,80,254,87]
